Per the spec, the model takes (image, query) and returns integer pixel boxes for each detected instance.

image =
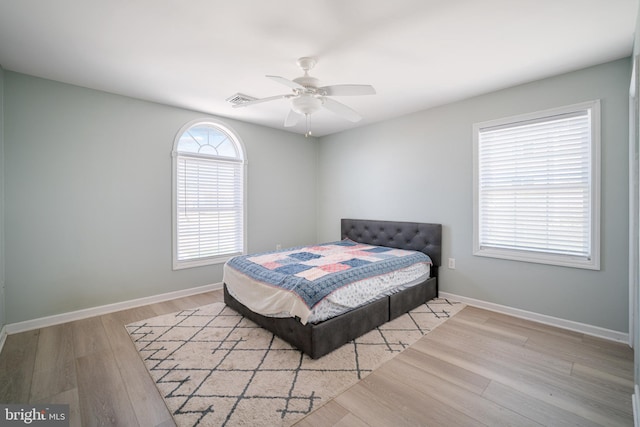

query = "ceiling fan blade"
[284,109,302,127]
[322,98,363,122]
[319,84,376,96]
[266,75,305,90]
[232,94,291,108]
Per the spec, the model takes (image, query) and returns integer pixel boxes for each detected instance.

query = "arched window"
[172,120,246,269]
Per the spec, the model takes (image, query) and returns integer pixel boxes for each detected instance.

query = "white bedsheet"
[223,261,430,324]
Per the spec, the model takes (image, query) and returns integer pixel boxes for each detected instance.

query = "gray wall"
[317,58,631,333]
[0,65,5,331]
[3,72,318,324]
[2,58,632,334]
[633,3,640,393]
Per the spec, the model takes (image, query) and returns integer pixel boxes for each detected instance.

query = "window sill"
[474,247,600,270]
[173,253,241,270]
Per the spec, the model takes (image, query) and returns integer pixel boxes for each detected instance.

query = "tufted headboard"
[341,219,442,273]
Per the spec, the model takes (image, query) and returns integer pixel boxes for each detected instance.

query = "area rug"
[126,298,463,427]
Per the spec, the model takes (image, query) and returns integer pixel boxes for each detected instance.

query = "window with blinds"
[473,100,600,270]
[172,121,246,269]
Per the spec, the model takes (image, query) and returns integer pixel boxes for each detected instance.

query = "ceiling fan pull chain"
[304,114,311,138]
[305,114,312,138]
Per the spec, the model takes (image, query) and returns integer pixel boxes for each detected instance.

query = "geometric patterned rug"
[126,298,463,427]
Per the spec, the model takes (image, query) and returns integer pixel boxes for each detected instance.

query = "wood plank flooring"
[297,305,634,427]
[0,291,634,426]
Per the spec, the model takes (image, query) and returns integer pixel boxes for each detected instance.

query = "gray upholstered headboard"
[341,219,442,269]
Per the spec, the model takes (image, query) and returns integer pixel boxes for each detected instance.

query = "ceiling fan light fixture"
[291,94,322,115]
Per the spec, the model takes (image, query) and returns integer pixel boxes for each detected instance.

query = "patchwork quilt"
[225,239,432,310]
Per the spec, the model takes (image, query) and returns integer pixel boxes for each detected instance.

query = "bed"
[223,218,442,359]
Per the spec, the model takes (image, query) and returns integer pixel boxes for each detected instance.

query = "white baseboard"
[5,282,224,335]
[440,291,629,344]
[3,285,629,345]
[634,385,639,427]
[0,325,6,355]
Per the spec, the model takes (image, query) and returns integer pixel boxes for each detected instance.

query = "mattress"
[223,239,432,324]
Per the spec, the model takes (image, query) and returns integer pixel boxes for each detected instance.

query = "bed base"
[224,277,437,359]
[224,218,442,359]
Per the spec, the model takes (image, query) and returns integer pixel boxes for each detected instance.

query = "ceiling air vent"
[226,93,257,106]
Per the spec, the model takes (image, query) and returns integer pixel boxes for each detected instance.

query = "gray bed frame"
[223,218,442,359]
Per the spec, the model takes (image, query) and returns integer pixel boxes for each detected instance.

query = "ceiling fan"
[232,57,376,137]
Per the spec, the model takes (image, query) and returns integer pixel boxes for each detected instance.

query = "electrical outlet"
[276,243,282,250]
[448,258,456,269]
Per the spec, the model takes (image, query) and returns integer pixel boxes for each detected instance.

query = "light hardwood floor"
[0,290,634,426]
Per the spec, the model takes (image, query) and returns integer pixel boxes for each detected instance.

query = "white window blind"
[176,154,244,262]
[473,101,600,269]
[172,121,246,269]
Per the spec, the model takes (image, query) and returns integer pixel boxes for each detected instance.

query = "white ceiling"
[0,0,637,137]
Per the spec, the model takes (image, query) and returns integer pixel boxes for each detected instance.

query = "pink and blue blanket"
[225,239,431,309]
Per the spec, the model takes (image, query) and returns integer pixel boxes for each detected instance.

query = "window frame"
[472,100,601,270]
[171,119,247,270]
